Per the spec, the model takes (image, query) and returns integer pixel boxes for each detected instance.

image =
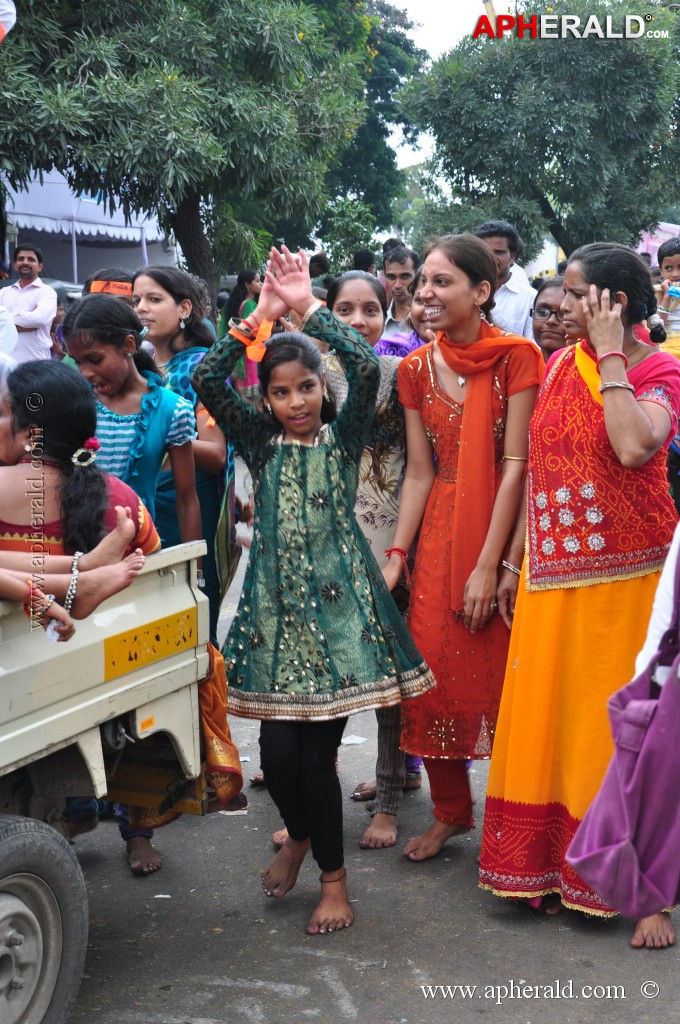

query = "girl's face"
[531,285,567,356]
[418,250,490,335]
[331,280,385,348]
[132,274,191,344]
[266,358,324,444]
[409,284,428,341]
[66,334,135,399]
[247,274,262,298]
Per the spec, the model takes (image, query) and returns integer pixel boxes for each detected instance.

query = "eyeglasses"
[531,306,565,322]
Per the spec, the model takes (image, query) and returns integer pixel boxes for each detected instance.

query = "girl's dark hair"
[258,332,336,429]
[131,265,214,352]
[657,236,680,265]
[7,361,109,552]
[326,271,388,317]
[424,233,497,320]
[568,242,666,344]
[224,270,259,322]
[62,294,157,375]
[409,267,423,296]
[534,275,564,299]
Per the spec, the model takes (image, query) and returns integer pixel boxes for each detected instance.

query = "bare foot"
[63,815,98,840]
[403,820,471,861]
[350,780,376,802]
[631,913,676,949]
[261,836,310,897]
[80,506,136,571]
[272,827,289,847]
[250,771,267,786]
[127,836,162,875]
[404,774,422,791]
[71,550,145,619]
[359,812,397,849]
[306,869,353,935]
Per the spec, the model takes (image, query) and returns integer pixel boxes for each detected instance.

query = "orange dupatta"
[436,322,544,609]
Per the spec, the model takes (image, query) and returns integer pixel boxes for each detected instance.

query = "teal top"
[192,306,434,721]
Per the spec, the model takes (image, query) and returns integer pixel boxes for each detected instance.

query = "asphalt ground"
[71,469,680,1024]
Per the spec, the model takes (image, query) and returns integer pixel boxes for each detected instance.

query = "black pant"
[259,718,347,872]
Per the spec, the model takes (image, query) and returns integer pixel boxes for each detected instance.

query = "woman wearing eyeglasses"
[530,277,567,359]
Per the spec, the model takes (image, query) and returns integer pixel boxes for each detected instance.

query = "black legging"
[259,718,347,872]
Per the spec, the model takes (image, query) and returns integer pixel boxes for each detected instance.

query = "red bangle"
[384,547,410,586]
[596,350,628,371]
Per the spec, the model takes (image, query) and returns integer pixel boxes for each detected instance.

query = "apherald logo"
[472,13,668,39]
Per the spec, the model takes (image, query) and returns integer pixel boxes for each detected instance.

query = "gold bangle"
[502,455,528,461]
[598,381,635,394]
[299,300,323,333]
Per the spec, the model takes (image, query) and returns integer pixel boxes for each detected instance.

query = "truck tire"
[0,815,88,1024]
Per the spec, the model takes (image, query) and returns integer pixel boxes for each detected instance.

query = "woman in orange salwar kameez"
[480,243,680,950]
[382,234,544,861]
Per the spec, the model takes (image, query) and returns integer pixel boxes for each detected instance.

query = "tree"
[317,197,376,272]
[399,0,680,256]
[0,0,365,291]
[324,0,427,229]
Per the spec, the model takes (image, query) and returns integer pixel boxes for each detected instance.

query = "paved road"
[71,477,680,1023]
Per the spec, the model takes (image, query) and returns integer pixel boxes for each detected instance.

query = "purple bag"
[566,551,680,919]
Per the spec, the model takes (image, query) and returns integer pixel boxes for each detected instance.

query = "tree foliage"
[318,197,376,273]
[0,0,365,289]
[324,0,427,229]
[400,0,680,255]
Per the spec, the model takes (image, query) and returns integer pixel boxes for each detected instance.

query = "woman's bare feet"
[80,506,136,571]
[127,836,162,875]
[351,780,376,802]
[359,812,397,849]
[262,836,310,897]
[272,827,289,847]
[71,550,145,619]
[306,869,353,935]
[631,912,676,949]
[403,820,471,861]
[63,815,99,840]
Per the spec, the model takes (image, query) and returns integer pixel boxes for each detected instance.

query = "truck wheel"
[0,815,88,1024]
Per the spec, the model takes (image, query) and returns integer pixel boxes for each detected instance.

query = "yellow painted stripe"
[104,607,198,681]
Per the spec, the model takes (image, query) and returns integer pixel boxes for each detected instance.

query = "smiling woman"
[381,233,544,864]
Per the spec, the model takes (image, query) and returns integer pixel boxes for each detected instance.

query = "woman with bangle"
[383,234,544,862]
[480,243,680,949]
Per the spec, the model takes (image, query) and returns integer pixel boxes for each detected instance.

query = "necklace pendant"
[457,375,466,388]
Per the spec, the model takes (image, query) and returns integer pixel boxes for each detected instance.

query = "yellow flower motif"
[298,31,304,39]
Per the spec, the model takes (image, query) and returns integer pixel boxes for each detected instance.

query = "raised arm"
[191,335,263,461]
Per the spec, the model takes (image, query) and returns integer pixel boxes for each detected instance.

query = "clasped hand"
[254,245,316,324]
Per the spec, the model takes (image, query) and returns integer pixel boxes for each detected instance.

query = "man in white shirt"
[0,305,17,356]
[475,221,536,339]
[0,245,57,363]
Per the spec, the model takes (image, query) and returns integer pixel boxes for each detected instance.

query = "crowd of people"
[1,222,680,943]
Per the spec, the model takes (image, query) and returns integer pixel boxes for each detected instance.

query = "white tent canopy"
[3,170,170,282]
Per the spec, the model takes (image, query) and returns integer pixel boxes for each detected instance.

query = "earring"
[24,443,32,453]
[126,352,134,358]
[179,317,186,330]
[264,400,272,414]
[323,387,329,400]
[478,306,488,323]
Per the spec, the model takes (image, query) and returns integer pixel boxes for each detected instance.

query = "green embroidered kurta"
[192,307,435,721]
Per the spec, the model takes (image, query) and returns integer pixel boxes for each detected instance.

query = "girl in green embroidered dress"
[192,247,434,938]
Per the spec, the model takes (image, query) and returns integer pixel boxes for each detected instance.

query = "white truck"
[0,542,212,1024]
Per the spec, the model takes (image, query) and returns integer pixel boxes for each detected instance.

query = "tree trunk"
[527,184,577,257]
[168,190,218,303]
